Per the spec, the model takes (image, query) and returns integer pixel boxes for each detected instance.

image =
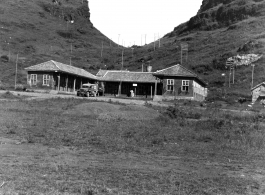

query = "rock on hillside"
[171,0,265,35]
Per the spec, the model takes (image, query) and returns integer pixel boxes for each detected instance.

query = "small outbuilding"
[251,82,265,103]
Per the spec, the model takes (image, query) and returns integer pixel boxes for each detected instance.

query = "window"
[182,80,189,92]
[30,74,37,85]
[167,79,174,91]
[43,74,50,86]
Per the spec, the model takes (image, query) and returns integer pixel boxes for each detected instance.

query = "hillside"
[1,0,265,99]
[122,0,265,98]
[0,0,119,85]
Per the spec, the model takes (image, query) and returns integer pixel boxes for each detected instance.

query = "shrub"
[0,55,9,62]
[57,30,75,39]
[165,106,202,119]
[15,84,26,91]
[191,64,212,74]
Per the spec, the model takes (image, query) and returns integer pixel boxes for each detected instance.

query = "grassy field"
[0,97,264,194]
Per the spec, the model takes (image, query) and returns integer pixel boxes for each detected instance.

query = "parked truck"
[77,83,103,97]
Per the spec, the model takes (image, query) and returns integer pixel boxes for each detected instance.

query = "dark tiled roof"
[251,82,265,91]
[153,64,196,77]
[96,69,130,77]
[154,64,207,86]
[96,69,109,77]
[100,71,156,83]
[25,60,96,79]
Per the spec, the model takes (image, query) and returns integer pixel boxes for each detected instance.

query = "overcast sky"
[89,0,202,47]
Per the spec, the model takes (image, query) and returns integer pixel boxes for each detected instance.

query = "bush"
[0,55,9,62]
[165,106,202,119]
[15,84,26,91]
[57,30,75,39]
[191,64,213,74]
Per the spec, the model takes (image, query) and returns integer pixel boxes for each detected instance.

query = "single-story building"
[98,71,163,97]
[251,82,265,103]
[25,60,97,92]
[25,61,207,101]
[153,64,208,101]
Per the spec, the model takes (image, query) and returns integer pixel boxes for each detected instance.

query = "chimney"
[146,65,152,72]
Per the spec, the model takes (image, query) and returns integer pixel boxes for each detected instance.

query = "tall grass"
[3,99,262,155]
[0,99,262,194]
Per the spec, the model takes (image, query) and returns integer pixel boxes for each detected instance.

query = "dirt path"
[0,90,169,107]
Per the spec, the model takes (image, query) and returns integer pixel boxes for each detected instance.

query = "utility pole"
[232,66,235,84]
[251,64,255,88]
[229,67,231,88]
[153,34,156,51]
[131,48,134,58]
[7,37,11,61]
[101,41,103,58]
[121,49,124,70]
[15,54,18,89]
[141,35,142,46]
[118,34,120,47]
[8,43,10,61]
[180,47,182,65]
[222,73,226,97]
[180,43,188,64]
[158,33,161,48]
[145,34,146,45]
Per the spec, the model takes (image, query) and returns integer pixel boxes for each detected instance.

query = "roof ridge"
[54,60,96,78]
[51,60,61,70]
[251,81,265,91]
[155,64,180,73]
[178,64,197,76]
[155,64,196,76]
[103,71,109,77]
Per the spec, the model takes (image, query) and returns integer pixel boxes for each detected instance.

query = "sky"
[89,0,202,47]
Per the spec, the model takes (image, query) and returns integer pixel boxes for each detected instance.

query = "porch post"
[118,81,121,96]
[73,78,76,92]
[66,75,68,91]
[154,79,157,96]
[103,82,105,96]
[151,85,153,98]
[145,84,147,98]
[80,78,82,88]
[57,74,60,91]
[29,74,32,88]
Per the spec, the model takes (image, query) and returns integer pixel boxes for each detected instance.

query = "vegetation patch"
[0,98,263,194]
